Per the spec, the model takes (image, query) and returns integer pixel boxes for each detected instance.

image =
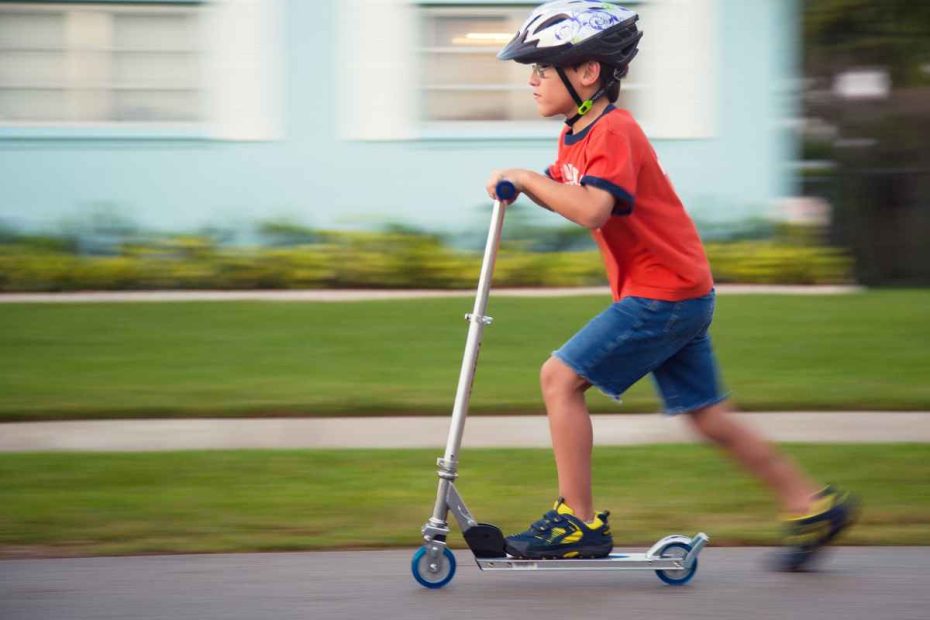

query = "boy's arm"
[486,169,614,229]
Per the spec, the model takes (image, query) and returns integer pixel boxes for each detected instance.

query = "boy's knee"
[687,402,733,443]
[688,403,749,446]
[540,356,586,399]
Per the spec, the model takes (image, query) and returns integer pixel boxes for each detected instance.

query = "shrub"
[0,235,853,292]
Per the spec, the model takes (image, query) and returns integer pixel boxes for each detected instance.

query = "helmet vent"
[533,14,569,35]
[524,13,543,33]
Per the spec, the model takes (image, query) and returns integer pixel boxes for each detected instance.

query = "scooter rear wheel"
[654,541,697,586]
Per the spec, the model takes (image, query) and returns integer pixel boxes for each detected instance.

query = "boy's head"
[497,1,642,125]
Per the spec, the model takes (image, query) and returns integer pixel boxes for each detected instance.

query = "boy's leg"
[689,401,859,571]
[652,291,858,569]
[535,296,687,523]
[539,356,595,521]
[685,400,820,514]
[503,356,614,560]
[504,297,666,559]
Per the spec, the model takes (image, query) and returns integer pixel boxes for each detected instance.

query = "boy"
[485,0,857,571]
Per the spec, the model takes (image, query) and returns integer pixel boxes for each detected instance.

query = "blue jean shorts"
[553,290,727,415]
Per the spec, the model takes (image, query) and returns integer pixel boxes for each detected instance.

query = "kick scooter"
[412,181,709,589]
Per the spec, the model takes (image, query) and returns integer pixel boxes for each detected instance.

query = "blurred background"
[1,0,929,564]
[0,0,925,289]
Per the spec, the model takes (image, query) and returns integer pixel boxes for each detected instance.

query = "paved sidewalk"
[1,412,927,452]
[0,284,864,304]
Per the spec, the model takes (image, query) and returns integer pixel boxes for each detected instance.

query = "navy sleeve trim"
[580,175,634,215]
[544,167,553,179]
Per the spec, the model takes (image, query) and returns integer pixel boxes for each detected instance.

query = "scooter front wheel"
[654,541,698,586]
[411,545,457,589]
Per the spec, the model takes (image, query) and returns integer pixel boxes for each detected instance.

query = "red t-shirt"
[547,106,713,302]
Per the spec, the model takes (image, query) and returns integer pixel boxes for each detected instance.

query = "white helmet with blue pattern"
[497,1,642,72]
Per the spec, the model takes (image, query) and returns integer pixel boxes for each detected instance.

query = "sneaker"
[504,497,613,559]
[775,485,860,572]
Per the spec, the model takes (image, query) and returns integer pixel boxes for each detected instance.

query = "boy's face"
[528,61,600,119]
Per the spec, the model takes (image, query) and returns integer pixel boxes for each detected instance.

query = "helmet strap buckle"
[555,66,587,128]
[557,65,624,128]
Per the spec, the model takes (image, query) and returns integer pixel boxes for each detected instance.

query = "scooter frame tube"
[427,183,513,530]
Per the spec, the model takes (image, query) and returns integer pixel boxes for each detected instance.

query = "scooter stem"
[430,181,514,525]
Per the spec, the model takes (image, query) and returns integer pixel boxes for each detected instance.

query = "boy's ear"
[583,61,601,86]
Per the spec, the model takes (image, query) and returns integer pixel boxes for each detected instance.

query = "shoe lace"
[529,510,565,534]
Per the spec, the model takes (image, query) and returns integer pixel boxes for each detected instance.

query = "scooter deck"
[473,532,709,572]
[477,552,683,571]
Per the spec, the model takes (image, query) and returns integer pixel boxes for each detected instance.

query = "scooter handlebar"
[495,180,517,202]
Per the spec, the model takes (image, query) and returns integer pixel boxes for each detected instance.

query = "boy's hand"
[486,167,615,229]
[486,169,527,203]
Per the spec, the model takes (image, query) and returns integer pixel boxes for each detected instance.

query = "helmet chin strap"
[555,66,621,128]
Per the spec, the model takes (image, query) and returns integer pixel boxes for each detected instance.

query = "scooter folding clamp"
[436,458,458,481]
[464,313,493,325]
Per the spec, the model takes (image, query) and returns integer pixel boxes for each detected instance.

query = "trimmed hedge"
[706,242,851,285]
[0,234,853,292]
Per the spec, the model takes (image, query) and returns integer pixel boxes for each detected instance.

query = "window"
[418,6,534,122]
[418,5,647,125]
[0,2,204,126]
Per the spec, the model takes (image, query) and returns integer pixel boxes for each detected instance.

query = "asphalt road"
[2,548,928,620]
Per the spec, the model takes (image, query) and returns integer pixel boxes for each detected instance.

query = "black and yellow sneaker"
[504,498,613,559]
[775,485,860,572]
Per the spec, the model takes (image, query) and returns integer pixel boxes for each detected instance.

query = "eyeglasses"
[531,63,552,79]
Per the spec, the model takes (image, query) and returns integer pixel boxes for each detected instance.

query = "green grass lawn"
[1,444,927,557]
[0,290,927,420]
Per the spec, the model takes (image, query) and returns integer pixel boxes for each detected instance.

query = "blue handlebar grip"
[496,180,517,202]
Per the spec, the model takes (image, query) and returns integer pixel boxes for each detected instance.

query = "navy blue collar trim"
[563,104,616,146]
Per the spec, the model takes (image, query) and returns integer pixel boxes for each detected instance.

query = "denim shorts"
[553,290,728,415]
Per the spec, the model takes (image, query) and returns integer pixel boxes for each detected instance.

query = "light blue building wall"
[0,0,799,236]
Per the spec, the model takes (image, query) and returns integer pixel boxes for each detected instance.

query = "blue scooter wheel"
[411,545,457,589]
[654,541,698,586]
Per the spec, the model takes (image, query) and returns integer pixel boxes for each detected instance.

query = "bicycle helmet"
[498,1,642,125]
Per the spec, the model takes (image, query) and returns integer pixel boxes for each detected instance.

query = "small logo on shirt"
[561,163,581,186]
